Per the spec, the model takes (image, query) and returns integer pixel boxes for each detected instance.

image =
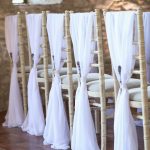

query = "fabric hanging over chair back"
[70,12,100,150]
[43,13,70,149]
[21,14,45,136]
[105,11,138,150]
[143,12,150,84]
[3,15,25,128]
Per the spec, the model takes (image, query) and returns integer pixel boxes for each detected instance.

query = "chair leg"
[101,106,106,150]
[143,109,150,150]
[95,109,100,134]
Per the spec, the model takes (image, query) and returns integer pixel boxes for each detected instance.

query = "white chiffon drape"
[43,14,70,149]
[70,13,100,150]
[21,14,45,136]
[143,12,150,83]
[3,15,24,128]
[105,12,138,150]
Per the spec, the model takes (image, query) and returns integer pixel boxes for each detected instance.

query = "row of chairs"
[17,10,115,146]
[4,8,150,150]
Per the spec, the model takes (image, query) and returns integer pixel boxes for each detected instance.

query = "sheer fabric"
[3,15,24,128]
[143,13,150,83]
[105,12,138,150]
[21,14,45,136]
[70,13,100,150]
[43,14,70,149]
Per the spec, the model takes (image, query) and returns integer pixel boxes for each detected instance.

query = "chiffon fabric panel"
[105,11,138,150]
[43,14,69,149]
[70,13,100,150]
[143,13,150,83]
[3,15,24,128]
[21,14,45,136]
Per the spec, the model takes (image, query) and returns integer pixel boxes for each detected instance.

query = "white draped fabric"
[3,15,24,127]
[70,13,100,150]
[21,14,45,136]
[43,14,70,149]
[143,13,150,83]
[105,12,138,150]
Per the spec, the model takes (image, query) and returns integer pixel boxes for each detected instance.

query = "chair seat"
[18,64,53,73]
[61,73,112,85]
[129,86,150,101]
[87,78,141,93]
[37,67,77,78]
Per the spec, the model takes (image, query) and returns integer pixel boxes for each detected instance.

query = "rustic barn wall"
[0,0,150,112]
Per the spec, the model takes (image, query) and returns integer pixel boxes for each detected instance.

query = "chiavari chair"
[103,8,150,150]
[61,10,114,135]
[86,9,116,150]
[43,12,71,148]
[86,9,142,150]
[17,11,53,115]
[37,11,77,115]
[17,12,45,115]
[128,8,150,150]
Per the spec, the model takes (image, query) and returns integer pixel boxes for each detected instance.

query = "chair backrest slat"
[95,9,107,150]
[65,10,74,135]
[25,12,32,70]
[42,11,49,115]
[137,8,150,150]
[17,12,27,115]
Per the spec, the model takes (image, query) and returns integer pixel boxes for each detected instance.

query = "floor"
[0,112,144,150]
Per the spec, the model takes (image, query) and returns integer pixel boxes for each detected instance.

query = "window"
[12,0,63,4]
[12,0,25,4]
[28,0,63,4]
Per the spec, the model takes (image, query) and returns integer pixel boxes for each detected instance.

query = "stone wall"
[0,0,150,112]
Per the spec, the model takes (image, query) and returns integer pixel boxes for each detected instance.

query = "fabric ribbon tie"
[54,70,60,75]
[120,83,127,90]
[53,70,60,78]
[13,62,17,68]
[33,63,37,68]
[80,77,87,87]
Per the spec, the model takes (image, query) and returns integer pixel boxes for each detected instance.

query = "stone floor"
[0,112,144,150]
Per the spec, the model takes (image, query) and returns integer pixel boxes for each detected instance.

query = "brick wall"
[0,0,149,111]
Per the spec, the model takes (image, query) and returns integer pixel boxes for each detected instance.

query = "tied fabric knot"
[81,76,86,82]
[120,83,127,90]
[33,63,37,68]
[80,76,87,87]
[12,63,18,74]
[53,70,60,77]
[53,70,60,80]
[13,62,17,67]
